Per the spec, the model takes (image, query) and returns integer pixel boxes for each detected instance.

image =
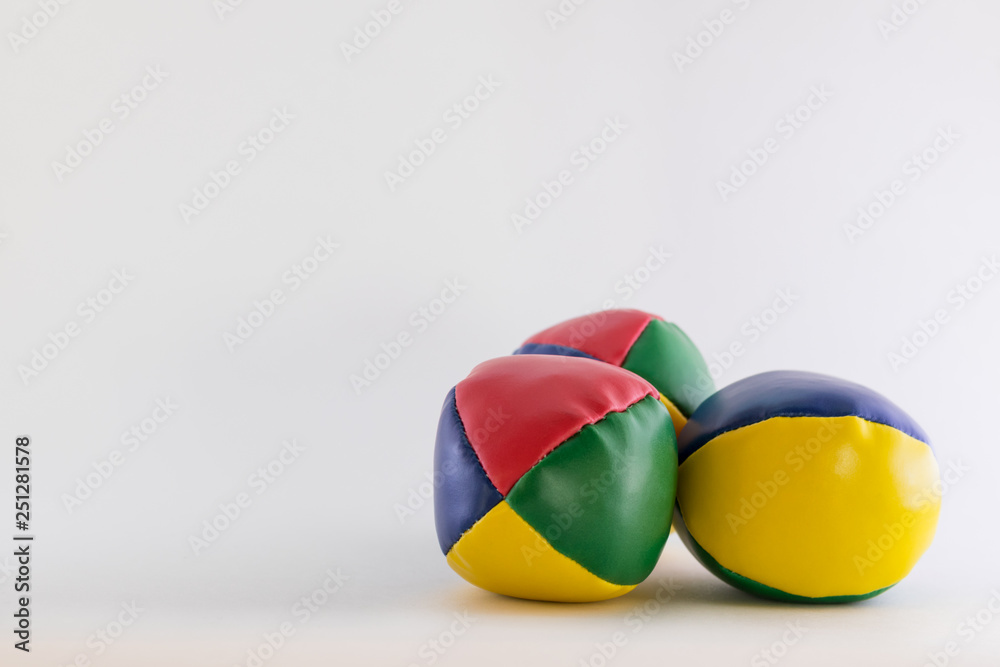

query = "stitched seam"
[598,313,656,366]
[448,502,632,588]
[681,412,930,464]
[658,393,686,423]
[512,503,633,588]
[451,389,503,495]
[446,500,499,557]
[621,319,698,418]
[676,507,894,601]
[501,393,662,584]
[510,391,659,494]
[537,312,656,365]
[617,316,657,369]
[516,343,602,362]
[444,390,503,554]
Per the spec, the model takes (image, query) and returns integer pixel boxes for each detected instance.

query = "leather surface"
[506,395,676,585]
[446,501,634,602]
[621,319,714,417]
[678,370,930,464]
[519,309,655,366]
[454,355,656,495]
[677,415,940,599]
[433,387,503,554]
[673,506,894,603]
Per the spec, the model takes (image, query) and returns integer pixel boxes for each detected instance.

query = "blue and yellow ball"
[674,370,941,602]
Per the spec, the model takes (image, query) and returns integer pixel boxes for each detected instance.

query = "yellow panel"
[659,393,686,439]
[446,501,634,602]
[678,416,940,598]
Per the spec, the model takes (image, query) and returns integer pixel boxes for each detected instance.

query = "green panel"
[621,320,714,417]
[506,396,677,586]
[672,507,893,604]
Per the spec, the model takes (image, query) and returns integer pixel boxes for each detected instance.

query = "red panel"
[522,309,660,366]
[455,355,656,495]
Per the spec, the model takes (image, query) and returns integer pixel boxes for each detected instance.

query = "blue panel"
[678,370,930,464]
[434,387,503,554]
[512,343,599,361]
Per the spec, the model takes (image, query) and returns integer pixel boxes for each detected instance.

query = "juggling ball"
[434,354,677,602]
[674,370,941,603]
[513,309,713,437]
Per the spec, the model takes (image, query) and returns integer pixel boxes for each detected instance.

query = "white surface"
[1,0,999,665]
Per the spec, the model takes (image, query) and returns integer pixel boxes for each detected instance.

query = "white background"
[2,0,999,665]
